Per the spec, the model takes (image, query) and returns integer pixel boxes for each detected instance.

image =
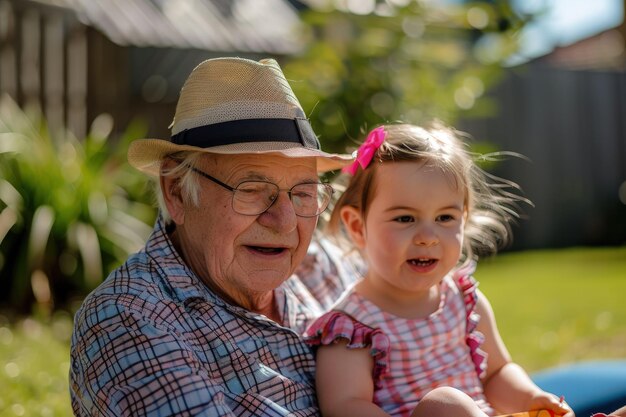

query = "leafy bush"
[284,1,528,154]
[0,95,156,313]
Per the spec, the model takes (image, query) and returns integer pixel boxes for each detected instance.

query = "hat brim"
[128,138,354,175]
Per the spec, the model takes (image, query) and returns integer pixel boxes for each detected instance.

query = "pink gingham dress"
[305,265,494,417]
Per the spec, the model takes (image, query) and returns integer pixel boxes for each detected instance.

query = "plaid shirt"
[70,216,356,416]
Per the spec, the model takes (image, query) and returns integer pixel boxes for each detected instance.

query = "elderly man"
[70,57,355,416]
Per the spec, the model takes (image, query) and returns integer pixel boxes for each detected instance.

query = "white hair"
[156,151,205,223]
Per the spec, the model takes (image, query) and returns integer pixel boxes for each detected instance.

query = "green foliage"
[0,95,156,313]
[284,1,528,154]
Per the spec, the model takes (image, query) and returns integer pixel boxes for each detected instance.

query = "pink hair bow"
[342,126,386,175]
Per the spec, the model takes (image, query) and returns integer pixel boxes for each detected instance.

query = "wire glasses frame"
[188,166,335,217]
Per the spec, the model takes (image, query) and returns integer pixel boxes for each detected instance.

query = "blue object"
[532,360,626,417]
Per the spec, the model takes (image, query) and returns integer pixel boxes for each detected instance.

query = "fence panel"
[461,64,626,249]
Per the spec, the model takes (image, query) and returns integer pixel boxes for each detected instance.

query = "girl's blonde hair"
[327,122,529,265]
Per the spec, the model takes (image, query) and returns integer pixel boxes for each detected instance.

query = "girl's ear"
[340,205,366,249]
[160,159,186,225]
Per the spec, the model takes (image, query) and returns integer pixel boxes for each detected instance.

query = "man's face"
[169,153,319,302]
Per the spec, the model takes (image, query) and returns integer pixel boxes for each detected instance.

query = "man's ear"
[160,159,185,225]
[340,205,366,249]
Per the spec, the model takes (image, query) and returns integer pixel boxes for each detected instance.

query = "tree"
[284,0,528,154]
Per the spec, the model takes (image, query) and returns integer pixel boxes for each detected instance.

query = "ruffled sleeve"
[453,262,488,379]
[304,311,390,385]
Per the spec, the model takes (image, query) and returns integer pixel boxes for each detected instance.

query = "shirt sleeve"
[70,298,238,417]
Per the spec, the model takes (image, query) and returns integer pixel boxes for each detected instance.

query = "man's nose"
[258,191,298,231]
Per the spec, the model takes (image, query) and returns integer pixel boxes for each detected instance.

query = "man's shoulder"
[92,251,160,297]
[72,251,169,330]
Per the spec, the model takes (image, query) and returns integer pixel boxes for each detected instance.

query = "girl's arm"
[475,290,573,416]
[315,340,391,417]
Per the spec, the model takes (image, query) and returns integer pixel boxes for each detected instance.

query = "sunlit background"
[0,0,624,415]
[512,0,624,62]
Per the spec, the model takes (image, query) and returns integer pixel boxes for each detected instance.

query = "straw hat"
[128,57,353,175]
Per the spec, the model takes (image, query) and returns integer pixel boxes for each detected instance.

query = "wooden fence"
[460,63,626,249]
[0,0,89,138]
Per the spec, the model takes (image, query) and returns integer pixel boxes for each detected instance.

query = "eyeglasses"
[189,166,335,217]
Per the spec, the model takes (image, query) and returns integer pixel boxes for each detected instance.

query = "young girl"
[305,123,574,417]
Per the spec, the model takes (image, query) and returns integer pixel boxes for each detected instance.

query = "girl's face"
[342,161,466,297]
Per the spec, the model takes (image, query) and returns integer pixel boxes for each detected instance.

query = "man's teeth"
[254,247,282,253]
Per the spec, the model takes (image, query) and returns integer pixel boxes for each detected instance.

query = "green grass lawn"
[0,312,73,416]
[476,245,626,372]
[0,246,625,415]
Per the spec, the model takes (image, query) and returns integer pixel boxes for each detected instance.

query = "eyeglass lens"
[232,182,332,217]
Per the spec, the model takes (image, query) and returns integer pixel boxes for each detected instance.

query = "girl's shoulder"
[303,309,391,384]
[304,310,385,346]
[449,261,479,300]
[304,284,384,346]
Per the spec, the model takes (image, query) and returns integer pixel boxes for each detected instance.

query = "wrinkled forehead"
[205,152,319,182]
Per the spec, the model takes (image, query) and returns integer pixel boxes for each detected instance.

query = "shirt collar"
[144,214,216,303]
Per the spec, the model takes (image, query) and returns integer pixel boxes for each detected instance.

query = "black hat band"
[170,118,320,150]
